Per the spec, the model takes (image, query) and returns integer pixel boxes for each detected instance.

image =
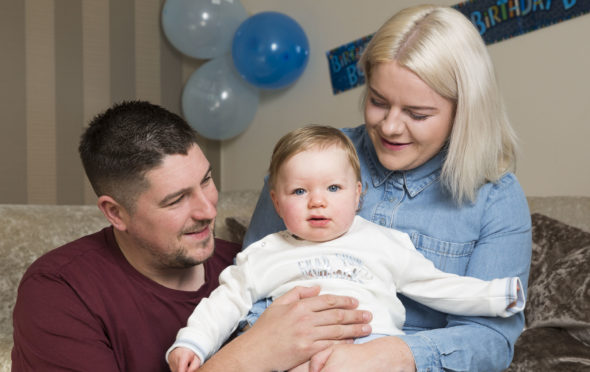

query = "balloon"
[161,0,248,59]
[182,55,259,140]
[232,11,310,90]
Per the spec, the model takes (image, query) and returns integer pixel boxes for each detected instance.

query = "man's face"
[122,145,218,270]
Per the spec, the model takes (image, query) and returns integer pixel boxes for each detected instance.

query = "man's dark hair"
[79,100,199,211]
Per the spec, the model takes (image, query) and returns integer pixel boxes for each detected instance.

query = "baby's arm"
[167,254,259,365]
[395,235,525,317]
[168,346,202,372]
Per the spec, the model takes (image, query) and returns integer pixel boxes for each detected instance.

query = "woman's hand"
[201,286,372,372]
[309,336,416,372]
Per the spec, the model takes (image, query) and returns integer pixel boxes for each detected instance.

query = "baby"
[167,125,524,371]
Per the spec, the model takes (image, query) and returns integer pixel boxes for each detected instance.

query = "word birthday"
[466,0,578,35]
[326,35,372,94]
[326,0,589,94]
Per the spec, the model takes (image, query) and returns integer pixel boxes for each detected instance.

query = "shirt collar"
[362,130,445,197]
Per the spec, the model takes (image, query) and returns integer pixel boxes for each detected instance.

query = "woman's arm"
[310,337,415,372]
[199,286,372,372]
[317,177,532,372]
[399,177,531,371]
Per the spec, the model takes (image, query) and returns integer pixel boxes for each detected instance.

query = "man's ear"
[269,189,282,218]
[97,195,129,232]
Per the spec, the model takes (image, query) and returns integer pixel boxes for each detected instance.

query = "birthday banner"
[326,0,590,95]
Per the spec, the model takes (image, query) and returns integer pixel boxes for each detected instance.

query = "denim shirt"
[243,124,532,372]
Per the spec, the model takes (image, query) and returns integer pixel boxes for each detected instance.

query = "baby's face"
[270,145,361,242]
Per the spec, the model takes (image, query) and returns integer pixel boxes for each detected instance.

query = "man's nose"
[190,189,217,221]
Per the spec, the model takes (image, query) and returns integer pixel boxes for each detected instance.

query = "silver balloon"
[162,0,248,59]
[182,55,259,140]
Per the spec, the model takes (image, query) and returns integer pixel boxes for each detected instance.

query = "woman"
[243,5,532,372]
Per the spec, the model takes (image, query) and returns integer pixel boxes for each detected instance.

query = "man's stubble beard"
[170,231,215,268]
[150,219,216,270]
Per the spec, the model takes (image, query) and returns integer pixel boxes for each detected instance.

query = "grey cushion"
[507,328,590,372]
[526,214,590,337]
[509,214,590,371]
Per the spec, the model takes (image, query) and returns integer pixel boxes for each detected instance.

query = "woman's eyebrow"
[368,86,386,100]
[406,105,438,112]
[370,86,437,111]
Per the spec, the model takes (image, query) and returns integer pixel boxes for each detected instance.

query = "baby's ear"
[355,181,362,203]
[269,190,282,218]
[356,181,366,212]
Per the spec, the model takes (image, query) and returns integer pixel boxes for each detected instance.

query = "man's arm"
[12,273,119,371]
[199,286,372,372]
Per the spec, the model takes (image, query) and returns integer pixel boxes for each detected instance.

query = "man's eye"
[293,188,306,195]
[202,174,212,185]
[328,185,340,192]
[169,195,184,206]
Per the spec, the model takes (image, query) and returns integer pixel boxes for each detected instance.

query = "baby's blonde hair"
[269,125,361,190]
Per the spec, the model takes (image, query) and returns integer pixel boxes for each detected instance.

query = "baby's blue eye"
[293,188,306,195]
[328,185,340,192]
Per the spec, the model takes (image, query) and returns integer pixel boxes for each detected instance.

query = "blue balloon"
[162,0,248,59]
[182,55,259,140]
[232,12,310,90]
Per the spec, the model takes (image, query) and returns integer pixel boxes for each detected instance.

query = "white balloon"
[182,55,259,140]
[162,0,248,59]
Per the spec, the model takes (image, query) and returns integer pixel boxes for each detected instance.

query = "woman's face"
[364,61,455,171]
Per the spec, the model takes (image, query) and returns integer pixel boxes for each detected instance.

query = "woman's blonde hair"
[359,5,519,203]
[268,125,361,190]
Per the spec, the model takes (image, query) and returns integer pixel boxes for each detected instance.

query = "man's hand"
[168,347,202,372]
[201,286,372,372]
[248,286,373,371]
[309,336,416,372]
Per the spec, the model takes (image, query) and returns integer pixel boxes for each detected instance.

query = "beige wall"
[1,0,588,205]
[0,0,217,205]
[222,0,590,197]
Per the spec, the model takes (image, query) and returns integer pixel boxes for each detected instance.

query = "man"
[11,101,371,372]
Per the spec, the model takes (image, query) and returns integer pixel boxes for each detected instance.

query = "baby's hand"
[168,347,202,372]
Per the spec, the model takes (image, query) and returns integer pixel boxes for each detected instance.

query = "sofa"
[1,192,589,371]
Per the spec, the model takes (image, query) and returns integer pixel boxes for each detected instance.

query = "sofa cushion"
[0,205,109,342]
[507,327,590,372]
[225,216,250,245]
[508,213,590,371]
[526,213,590,341]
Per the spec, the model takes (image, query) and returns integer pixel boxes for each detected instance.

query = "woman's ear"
[97,195,129,232]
